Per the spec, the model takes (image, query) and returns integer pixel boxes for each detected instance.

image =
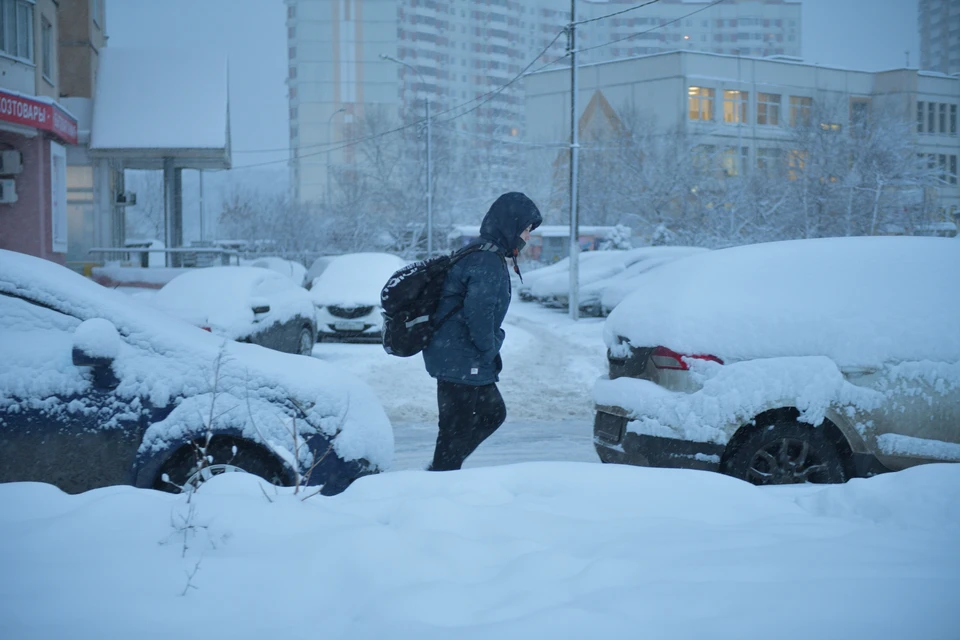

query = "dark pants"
[430,380,507,471]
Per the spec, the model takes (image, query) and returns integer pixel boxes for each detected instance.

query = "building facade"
[574,0,801,63]
[525,50,960,224]
[0,0,80,264]
[285,0,801,204]
[919,0,960,76]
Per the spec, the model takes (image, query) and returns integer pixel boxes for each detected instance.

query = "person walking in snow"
[422,192,543,471]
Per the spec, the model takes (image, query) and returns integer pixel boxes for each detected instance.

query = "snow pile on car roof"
[605,237,960,366]
[309,253,408,307]
[0,250,393,470]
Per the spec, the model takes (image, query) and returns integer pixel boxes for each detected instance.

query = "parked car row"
[0,249,393,497]
[518,246,708,316]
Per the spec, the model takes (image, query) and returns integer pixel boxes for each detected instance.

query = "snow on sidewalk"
[1,462,957,639]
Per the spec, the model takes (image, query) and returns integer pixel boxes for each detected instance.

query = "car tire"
[723,421,846,486]
[297,327,314,355]
[155,438,288,493]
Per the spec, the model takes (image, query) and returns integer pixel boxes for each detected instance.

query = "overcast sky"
[106,0,921,172]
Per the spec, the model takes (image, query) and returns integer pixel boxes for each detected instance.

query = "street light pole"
[327,107,346,208]
[380,53,433,257]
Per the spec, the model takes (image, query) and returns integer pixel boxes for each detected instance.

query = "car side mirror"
[72,318,121,389]
[251,299,270,322]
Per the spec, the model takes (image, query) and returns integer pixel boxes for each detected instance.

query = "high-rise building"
[919,0,960,75]
[286,0,802,204]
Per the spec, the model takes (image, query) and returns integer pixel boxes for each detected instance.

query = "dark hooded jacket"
[423,192,542,385]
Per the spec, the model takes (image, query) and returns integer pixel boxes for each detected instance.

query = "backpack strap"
[433,241,500,329]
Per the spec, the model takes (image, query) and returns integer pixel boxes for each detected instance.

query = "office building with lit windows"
[525,50,960,219]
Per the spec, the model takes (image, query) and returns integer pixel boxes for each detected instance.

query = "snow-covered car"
[0,249,393,496]
[304,255,335,290]
[595,247,709,316]
[152,266,317,355]
[523,248,694,314]
[310,253,408,343]
[593,236,960,485]
[572,247,708,316]
[246,256,308,286]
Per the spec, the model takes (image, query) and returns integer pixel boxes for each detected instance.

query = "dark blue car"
[0,250,394,496]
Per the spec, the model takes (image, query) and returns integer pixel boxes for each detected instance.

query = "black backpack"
[380,243,495,357]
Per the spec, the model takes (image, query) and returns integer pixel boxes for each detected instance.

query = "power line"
[571,0,660,27]
[576,0,726,57]
[231,30,567,169]
[526,0,726,77]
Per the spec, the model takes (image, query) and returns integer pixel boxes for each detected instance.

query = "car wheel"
[155,438,287,493]
[724,421,846,485]
[297,327,314,355]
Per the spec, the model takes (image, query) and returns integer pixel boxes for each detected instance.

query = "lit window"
[757,93,781,126]
[722,90,748,124]
[789,96,812,127]
[688,86,715,121]
[787,150,806,180]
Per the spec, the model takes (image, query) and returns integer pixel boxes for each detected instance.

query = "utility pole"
[568,0,580,321]
[381,54,433,257]
[199,169,205,242]
[327,107,346,209]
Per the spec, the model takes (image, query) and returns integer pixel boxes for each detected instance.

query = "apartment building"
[525,50,960,219]
[919,0,960,76]
[285,0,801,204]
[575,0,801,63]
[0,0,80,264]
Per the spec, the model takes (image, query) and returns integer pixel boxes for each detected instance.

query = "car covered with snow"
[521,248,704,315]
[593,237,960,485]
[246,256,308,286]
[309,252,408,342]
[152,266,317,355]
[0,249,394,496]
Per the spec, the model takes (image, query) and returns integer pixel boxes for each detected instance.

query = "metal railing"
[87,247,241,268]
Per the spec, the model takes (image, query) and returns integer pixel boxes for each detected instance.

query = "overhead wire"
[232,0,723,169]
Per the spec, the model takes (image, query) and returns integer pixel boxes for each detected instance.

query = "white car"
[153,266,317,355]
[593,236,960,485]
[310,253,408,343]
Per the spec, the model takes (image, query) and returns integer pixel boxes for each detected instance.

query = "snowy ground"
[313,299,608,469]
[2,298,959,638]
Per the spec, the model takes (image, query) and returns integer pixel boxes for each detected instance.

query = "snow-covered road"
[312,299,609,469]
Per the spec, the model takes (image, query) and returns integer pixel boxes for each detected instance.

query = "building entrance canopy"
[89,48,231,170]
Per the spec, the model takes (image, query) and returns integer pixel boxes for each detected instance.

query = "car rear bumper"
[593,409,724,472]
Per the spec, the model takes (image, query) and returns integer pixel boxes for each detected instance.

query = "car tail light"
[200,326,212,332]
[651,346,723,370]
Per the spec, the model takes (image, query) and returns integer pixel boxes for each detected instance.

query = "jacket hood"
[479,192,543,254]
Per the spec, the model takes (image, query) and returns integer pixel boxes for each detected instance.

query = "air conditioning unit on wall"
[0,179,18,204]
[0,150,23,175]
[115,191,137,206]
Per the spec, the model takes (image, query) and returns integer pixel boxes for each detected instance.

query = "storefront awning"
[0,88,79,145]
[89,48,231,170]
